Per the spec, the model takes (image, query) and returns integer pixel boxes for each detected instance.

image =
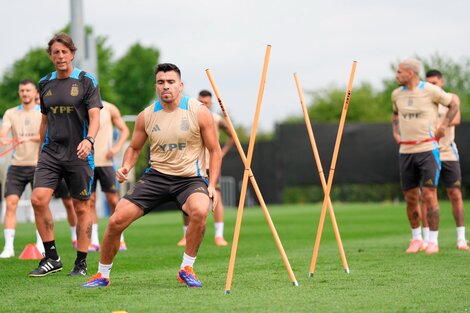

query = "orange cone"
[19,243,43,260]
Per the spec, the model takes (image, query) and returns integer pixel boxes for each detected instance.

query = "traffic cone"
[19,243,43,260]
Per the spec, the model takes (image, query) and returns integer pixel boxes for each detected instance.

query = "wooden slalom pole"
[293,73,350,275]
[205,45,298,294]
[307,61,357,276]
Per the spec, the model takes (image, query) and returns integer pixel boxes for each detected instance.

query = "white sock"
[180,252,196,269]
[35,229,43,247]
[70,226,77,242]
[91,224,99,245]
[411,227,422,241]
[422,227,430,242]
[4,229,15,250]
[429,230,439,245]
[456,226,466,242]
[98,262,113,279]
[214,222,224,238]
[183,225,188,236]
[120,233,125,242]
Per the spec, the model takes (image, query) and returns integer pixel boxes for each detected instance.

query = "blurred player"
[29,33,102,277]
[88,100,129,252]
[0,80,41,258]
[421,69,469,251]
[392,58,458,254]
[83,63,221,288]
[177,89,233,247]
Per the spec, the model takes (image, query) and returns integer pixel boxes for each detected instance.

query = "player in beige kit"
[84,63,222,288]
[177,89,234,247]
[421,69,469,251]
[392,59,459,254]
[88,101,129,252]
[0,80,42,258]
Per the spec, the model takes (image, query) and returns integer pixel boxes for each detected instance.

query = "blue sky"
[1,0,469,131]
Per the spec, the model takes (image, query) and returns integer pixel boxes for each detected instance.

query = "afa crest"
[70,84,79,96]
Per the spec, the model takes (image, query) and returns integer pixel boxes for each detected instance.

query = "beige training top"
[94,101,114,167]
[392,81,452,154]
[437,104,459,161]
[2,104,42,166]
[144,96,207,178]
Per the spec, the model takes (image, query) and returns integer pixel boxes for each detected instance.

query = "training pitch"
[0,201,469,312]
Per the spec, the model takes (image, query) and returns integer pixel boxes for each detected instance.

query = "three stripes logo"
[80,189,88,197]
[152,124,160,132]
[45,90,53,97]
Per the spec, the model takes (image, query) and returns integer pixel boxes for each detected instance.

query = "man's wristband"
[85,136,95,146]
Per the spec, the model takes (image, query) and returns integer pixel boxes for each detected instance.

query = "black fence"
[221,122,470,204]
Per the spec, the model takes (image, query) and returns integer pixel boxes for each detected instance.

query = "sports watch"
[85,136,95,146]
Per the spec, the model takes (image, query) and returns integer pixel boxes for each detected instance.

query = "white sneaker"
[0,249,15,258]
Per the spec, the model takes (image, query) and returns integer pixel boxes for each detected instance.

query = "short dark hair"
[154,63,181,78]
[425,69,443,79]
[198,90,212,98]
[19,79,36,88]
[47,33,77,55]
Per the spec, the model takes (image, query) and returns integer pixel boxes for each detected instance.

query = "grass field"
[0,201,469,313]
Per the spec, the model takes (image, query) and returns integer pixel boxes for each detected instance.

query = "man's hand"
[207,186,218,211]
[435,126,446,141]
[393,132,401,144]
[116,167,130,183]
[106,146,119,160]
[76,139,93,160]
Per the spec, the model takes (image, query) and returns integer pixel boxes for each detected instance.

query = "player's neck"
[405,77,421,90]
[21,102,35,110]
[56,66,74,79]
[161,94,183,112]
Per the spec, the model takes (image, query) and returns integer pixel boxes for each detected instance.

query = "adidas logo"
[424,179,434,186]
[80,189,88,196]
[45,90,53,97]
[194,187,205,192]
[454,180,461,187]
[152,124,160,132]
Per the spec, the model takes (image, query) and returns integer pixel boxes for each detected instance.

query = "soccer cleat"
[406,239,424,253]
[177,237,186,247]
[119,241,127,251]
[88,244,100,252]
[424,242,439,254]
[82,272,110,288]
[68,259,87,276]
[72,240,78,250]
[29,257,63,277]
[0,248,15,258]
[178,266,202,288]
[214,236,228,246]
[457,240,470,251]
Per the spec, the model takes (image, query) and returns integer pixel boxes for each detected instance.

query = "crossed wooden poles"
[206,45,357,292]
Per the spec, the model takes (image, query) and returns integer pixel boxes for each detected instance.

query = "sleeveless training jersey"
[38,68,102,164]
[437,104,459,161]
[144,96,206,178]
[94,101,114,167]
[392,81,452,154]
[205,112,222,170]
[2,104,42,166]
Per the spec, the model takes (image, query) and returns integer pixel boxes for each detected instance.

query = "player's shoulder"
[72,68,98,88]
[38,71,57,88]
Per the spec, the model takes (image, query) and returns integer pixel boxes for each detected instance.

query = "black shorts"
[399,149,441,191]
[34,152,94,200]
[124,168,209,215]
[91,166,118,193]
[53,179,71,199]
[440,161,462,189]
[4,166,35,197]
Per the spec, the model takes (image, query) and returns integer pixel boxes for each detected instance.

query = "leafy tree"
[112,43,160,115]
[0,48,53,114]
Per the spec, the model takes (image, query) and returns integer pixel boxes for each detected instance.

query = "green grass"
[0,201,469,313]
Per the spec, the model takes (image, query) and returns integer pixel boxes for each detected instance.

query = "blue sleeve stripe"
[178,96,189,110]
[70,68,82,79]
[84,72,98,88]
[154,100,163,112]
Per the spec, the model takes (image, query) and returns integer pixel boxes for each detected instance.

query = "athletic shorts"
[91,166,118,193]
[399,149,441,191]
[34,152,94,200]
[124,168,209,215]
[440,161,462,189]
[4,165,35,197]
[53,179,71,199]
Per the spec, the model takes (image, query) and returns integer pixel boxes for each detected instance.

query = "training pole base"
[308,272,314,278]
[293,280,299,287]
[224,290,231,295]
[345,268,350,274]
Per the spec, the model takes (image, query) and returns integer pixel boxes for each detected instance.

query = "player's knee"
[31,194,47,210]
[447,188,462,202]
[108,214,126,233]
[404,191,419,205]
[5,197,19,209]
[189,206,208,224]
